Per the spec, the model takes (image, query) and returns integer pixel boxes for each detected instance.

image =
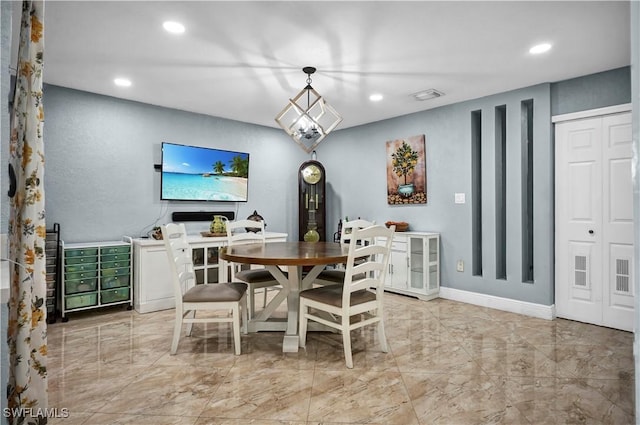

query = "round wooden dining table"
[220,241,349,352]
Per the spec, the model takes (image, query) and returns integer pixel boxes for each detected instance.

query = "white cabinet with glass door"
[132,232,287,313]
[384,231,439,300]
[191,244,222,284]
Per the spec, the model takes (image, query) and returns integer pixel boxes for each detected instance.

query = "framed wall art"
[386,134,426,205]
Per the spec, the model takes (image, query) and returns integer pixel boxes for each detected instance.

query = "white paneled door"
[555,111,633,332]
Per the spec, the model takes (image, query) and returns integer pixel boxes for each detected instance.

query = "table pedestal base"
[221,242,349,353]
[282,335,299,353]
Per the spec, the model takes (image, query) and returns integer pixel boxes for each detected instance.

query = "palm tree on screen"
[213,161,225,175]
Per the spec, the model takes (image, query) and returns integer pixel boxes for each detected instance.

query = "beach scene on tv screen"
[162,143,249,201]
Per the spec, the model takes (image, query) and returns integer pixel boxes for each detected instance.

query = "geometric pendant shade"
[275,66,342,153]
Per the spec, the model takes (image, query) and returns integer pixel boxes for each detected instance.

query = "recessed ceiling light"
[529,43,552,55]
[114,78,132,87]
[163,21,185,34]
[369,93,383,102]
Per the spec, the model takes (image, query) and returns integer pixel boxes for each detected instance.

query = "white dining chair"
[299,224,395,368]
[313,219,376,286]
[161,223,248,355]
[225,219,282,318]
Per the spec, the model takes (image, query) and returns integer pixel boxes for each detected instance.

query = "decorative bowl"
[385,221,409,232]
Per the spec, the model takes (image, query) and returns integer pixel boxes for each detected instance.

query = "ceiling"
[11,1,631,130]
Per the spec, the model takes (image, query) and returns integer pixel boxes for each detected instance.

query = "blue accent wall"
[319,84,555,305]
[42,85,309,242]
[551,66,631,115]
[39,67,630,307]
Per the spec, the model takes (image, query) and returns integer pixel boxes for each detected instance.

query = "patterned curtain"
[7,1,47,424]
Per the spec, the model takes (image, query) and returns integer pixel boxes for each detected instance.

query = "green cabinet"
[62,240,132,320]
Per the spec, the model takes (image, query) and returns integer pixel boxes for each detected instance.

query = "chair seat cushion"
[236,269,282,283]
[300,285,375,308]
[315,269,365,283]
[315,269,345,283]
[183,282,247,303]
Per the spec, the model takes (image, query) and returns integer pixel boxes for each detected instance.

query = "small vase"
[210,215,226,234]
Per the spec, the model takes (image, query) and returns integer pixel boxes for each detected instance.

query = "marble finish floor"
[47,294,634,424]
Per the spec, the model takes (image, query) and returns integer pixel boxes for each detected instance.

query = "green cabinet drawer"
[101,245,130,255]
[65,293,98,310]
[101,259,130,270]
[101,287,130,304]
[101,267,129,277]
[65,278,98,295]
[65,248,98,258]
[65,262,98,273]
[65,255,98,265]
[101,274,130,289]
[65,270,98,281]
[101,252,130,263]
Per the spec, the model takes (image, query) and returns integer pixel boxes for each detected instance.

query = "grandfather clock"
[298,160,326,242]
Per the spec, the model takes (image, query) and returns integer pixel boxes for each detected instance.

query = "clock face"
[302,164,322,184]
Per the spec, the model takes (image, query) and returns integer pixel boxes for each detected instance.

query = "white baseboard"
[439,286,555,320]
[135,298,175,314]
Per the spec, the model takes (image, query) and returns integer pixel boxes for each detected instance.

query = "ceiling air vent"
[412,89,444,101]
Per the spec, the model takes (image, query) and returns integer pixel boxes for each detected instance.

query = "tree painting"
[391,141,418,185]
[386,134,426,205]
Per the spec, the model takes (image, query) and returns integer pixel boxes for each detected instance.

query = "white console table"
[132,232,288,313]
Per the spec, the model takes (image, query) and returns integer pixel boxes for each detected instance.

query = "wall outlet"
[456,260,464,272]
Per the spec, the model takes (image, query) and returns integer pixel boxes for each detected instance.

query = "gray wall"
[42,67,631,308]
[318,84,554,305]
[551,66,631,116]
[43,85,310,242]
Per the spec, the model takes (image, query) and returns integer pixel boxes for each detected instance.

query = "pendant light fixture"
[275,66,343,153]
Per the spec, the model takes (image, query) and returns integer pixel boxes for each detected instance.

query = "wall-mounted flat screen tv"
[161,142,249,202]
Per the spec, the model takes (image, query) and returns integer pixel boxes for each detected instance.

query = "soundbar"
[171,211,235,222]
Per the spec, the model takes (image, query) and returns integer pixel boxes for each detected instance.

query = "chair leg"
[171,312,182,355]
[241,295,248,335]
[185,310,195,336]
[342,317,353,369]
[378,320,389,353]
[232,303,241,355]
[262,287,267,308]
[299,301,308,348]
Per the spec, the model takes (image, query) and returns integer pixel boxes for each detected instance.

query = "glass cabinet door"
[409,236,425,290]
[192,246,222,285]
[206,247,219,283]
[192,248,204,266]
[192,248,205,284]
[428,237,439,291]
